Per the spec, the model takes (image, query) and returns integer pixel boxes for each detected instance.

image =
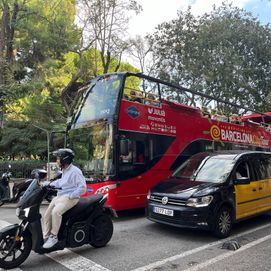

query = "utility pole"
[31,124,51,179]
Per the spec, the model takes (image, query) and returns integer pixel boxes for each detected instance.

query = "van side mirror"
[120,139,129,156]
[233,177,250,185]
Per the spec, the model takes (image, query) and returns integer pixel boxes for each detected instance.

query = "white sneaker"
[43,234,58,249]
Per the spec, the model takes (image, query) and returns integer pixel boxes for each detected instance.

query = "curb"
[1,201,49,208]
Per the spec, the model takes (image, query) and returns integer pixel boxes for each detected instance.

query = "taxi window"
[253,156,271,180]
[235,162,250,179]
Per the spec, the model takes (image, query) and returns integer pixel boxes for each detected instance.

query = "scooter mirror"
[31,169,47,180]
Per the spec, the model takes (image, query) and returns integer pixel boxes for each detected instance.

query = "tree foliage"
[150,3,271,113]
[0,0,140,160]
[0,0,78,105]
[61,0,142,115]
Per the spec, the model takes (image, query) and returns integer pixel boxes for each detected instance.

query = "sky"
[128,0,271,37]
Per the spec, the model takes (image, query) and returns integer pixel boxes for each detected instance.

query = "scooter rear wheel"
[90,214,113,248]
[0,232,32,269]
[0,200,4,207]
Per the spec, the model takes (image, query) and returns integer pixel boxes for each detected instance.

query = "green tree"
[0,0,78,107]
[150,3,271,113]
[61,0,142,116]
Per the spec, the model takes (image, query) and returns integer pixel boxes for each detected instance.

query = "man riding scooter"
[43,148,86,249]
[0,157,113,269]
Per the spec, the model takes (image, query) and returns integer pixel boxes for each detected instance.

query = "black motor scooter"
[0,168,56,207]
[0,166,12,206]
[0,169,113,269]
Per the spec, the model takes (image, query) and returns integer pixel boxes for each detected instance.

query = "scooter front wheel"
[0,200,4,207]
[90,214,113,248]
[0,232,32,269]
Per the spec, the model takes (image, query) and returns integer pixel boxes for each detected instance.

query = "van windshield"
[172,153,235,183]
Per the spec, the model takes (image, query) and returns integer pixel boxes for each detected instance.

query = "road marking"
[183,233,271,271]
[46,249,111,271]
[132,222,271,271]
[0,220,111,271]
[45,248,110,271]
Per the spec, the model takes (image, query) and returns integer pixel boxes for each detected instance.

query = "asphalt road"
[1,205,271,271]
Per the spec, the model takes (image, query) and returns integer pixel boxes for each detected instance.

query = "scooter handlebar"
[47,185,62,190]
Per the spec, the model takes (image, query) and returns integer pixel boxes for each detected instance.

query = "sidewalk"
[1,201,49,208]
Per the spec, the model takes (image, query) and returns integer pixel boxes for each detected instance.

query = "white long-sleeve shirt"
[51,164,86,199]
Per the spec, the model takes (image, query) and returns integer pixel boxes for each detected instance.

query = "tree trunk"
[61,71,82,117]
[6,1,19,62]
[0,3,9,85]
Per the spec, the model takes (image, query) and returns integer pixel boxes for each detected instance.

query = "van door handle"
[259,187,263,190]
[252,188,257,192]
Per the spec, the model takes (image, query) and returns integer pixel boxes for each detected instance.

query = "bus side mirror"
[120,139,129,156]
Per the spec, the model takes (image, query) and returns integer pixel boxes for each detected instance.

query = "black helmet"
[53,148,74,167]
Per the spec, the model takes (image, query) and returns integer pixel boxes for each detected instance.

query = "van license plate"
[153,207,174,216]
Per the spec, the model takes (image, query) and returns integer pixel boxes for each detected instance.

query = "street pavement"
[1,205,271,271]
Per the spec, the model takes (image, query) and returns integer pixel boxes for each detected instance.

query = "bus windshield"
[71,74,122,129]
[68,122,114,177]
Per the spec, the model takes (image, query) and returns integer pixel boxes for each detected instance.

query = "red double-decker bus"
[67,72,271,215]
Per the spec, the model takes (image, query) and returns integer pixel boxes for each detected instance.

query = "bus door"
[117,138,148,210]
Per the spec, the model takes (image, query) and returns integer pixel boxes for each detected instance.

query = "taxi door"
[254,155,271,213]
[234,160,260,220]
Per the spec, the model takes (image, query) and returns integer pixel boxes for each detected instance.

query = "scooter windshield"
[17,179,42,209]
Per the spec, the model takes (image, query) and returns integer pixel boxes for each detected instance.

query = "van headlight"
[186,195,213,207]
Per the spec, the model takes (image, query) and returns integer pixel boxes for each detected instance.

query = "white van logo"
[162,197,168,205]
[148,108,165,117]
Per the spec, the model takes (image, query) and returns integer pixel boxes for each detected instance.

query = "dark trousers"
[0,183,8,199]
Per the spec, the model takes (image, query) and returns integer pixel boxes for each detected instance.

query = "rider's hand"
[40,180,50,187]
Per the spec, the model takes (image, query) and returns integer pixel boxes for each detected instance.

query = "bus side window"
[135,141,145,164]
[120,139,133,163]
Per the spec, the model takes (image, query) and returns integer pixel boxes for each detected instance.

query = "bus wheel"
[213,206,232,238]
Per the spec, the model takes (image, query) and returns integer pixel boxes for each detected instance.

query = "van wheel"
[213,207,232,238]
[90,214,113,248]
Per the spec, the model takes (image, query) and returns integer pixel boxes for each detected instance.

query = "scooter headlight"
[16,207,30,219]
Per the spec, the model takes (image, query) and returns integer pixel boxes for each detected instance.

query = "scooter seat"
[63,194,103,219]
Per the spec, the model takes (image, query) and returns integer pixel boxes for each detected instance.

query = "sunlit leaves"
[150,3,271,113]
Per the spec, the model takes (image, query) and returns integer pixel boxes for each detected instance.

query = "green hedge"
[0,160,47,178]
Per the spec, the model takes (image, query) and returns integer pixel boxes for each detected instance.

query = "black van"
[147,151,271,238]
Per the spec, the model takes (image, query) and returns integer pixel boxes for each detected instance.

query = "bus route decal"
[210,125,221,141]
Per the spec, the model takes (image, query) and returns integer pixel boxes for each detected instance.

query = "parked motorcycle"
[0,165,12,206]
[0,168,57,207]
[0,169,113,269]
